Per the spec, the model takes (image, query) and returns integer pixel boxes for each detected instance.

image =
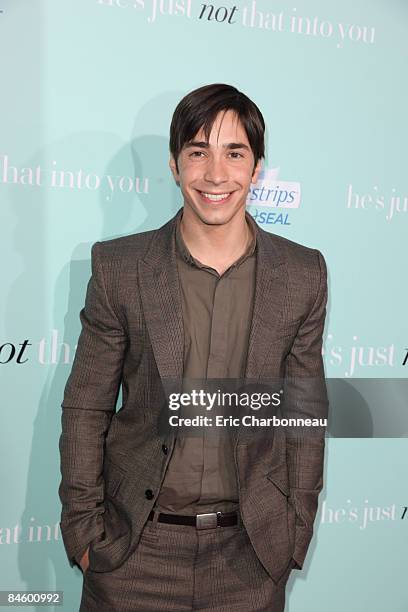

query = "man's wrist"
[74,545,90,572]
[291,557,301,570]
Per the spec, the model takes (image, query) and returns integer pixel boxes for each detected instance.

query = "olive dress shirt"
[153,211,257,514]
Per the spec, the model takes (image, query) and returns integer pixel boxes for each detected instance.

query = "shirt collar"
[175,209,257,270]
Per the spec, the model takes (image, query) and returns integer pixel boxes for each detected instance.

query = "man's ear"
[169,155,180,184]
[251,158,262,184]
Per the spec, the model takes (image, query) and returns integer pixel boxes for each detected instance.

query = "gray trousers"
[80,510,292,611]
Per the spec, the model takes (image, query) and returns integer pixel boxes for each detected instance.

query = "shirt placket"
[200,273,231,501]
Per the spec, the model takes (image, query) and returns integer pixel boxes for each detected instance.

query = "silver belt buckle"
[196,512,219,530]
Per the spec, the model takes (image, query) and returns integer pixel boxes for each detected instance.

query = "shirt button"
[145,489,154,500]
[162,444,168,455]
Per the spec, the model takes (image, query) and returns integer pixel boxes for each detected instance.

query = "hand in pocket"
[79,546,90,573]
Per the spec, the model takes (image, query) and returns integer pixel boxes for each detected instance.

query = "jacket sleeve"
[282,249,329,570]
[58,241,128,567]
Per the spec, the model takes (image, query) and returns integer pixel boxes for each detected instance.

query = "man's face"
[169,109,262,226]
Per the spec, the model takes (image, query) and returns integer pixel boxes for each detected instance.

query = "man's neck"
[179,206,252,276]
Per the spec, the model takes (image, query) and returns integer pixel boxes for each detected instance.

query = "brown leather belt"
[148,510,238,530]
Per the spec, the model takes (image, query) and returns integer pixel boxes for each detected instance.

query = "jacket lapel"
[229,224,288,447]
[244,225,287,380]
[138,209,184,382]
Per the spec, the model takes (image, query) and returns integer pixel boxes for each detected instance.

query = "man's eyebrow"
[225,142,251,151]
[184,140,251,151]
[184,141,209,149]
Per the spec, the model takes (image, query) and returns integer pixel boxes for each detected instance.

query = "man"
[58,83,329,611]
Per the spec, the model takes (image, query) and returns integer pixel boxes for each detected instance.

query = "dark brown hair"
[169,83,265,172]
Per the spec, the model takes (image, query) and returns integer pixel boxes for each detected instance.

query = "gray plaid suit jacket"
[58,206,329,586]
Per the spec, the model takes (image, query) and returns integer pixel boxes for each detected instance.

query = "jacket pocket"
[104,460,126,498]
[266,465,290,497]
[266,466,296,553]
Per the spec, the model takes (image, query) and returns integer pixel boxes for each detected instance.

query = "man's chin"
[185,199,244,226]
[194,210,234,226]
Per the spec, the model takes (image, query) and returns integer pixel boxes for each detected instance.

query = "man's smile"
[196,190,235,203]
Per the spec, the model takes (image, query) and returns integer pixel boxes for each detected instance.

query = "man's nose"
[203,157,229,184]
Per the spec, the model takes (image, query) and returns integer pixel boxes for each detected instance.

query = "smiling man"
[59,83,329,611]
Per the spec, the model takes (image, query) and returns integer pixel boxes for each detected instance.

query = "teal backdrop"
[0,0,407,610]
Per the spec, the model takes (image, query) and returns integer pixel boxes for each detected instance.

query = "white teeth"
[201,192,231,201]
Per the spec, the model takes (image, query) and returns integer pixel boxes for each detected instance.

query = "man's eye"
[190,151,205,158]
[229,152,243,159]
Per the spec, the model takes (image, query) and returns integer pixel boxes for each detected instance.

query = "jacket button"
[145,489,154,500]
[162,444,168,455]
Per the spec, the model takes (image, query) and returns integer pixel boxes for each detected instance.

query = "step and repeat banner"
[0,0,407,610]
